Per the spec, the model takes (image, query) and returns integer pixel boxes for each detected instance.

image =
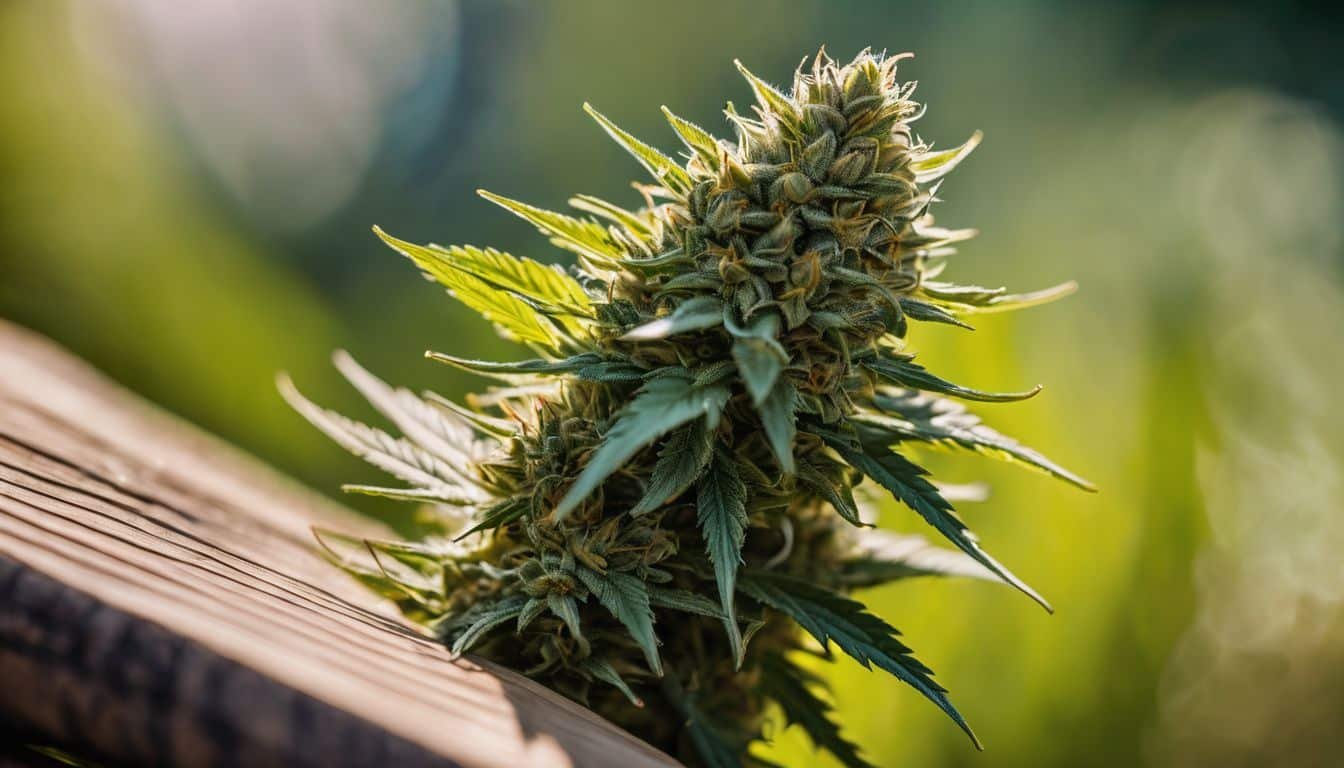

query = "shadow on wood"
[0,321,679,768]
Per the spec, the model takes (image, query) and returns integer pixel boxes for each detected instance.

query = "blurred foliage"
[1,1,1341,767]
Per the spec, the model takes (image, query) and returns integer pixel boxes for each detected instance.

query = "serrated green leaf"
[374,227,564,348]
[584,103,693,196]
[546,593,585,643]
[575,567,662,676]
[423,242,593,317]
[577,360,650,383]
[631,420,714,515]
[517,596,547,633]
[862,355,1042,403]
[661,105,721,169]
[568,194,653,237]
[739,571,979,749]
[477,190,628,268]
[446,594,530,657]
[697,449,748,662]
[898,297,974,330]
[647,585,724,618]
[620,296,724,341]
[734,59,801,127]
[864,389,1097,491]
[426,351,605,380]
[821,432,1051,613]
[758,654,874,768]
[555,374,730,520]
[455,498,528,541]
[757,376,797,474]
[910,130,982,183]
[795,457,862,527]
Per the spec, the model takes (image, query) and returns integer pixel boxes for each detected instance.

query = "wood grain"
[0,321,678,768]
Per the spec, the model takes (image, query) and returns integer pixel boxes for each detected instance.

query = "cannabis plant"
[283,50,1091,767]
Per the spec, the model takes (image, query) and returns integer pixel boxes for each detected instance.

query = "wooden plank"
[0,321,678,768]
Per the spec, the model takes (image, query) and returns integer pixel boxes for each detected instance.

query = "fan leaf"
[739,570,979,748]
[821,431,1051,612]
[697,449,749,662]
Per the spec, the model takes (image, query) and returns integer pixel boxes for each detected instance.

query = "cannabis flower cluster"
[283,50,1092,767]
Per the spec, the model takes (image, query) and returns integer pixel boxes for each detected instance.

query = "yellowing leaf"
[478,189,628,269]
[426,242,592,316]
[584,103,693,196]
[910,130,982,183]
[373,226,565,348]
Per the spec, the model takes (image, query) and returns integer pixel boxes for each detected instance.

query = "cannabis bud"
[283,49,1091,767]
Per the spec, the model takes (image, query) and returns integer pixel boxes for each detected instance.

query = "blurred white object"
[73,0,460,232]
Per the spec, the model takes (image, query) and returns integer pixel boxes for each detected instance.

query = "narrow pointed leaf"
[757,377,798,474]
[422,242,593,316]
[898,297,974,330]
[728,311,786,405]
[647,586,724,618]
[795,458,862,527]
[620,296,724,341]
[555,374,730,519]
[576,567,663,676]
[838,530,999,587]
[329,350,483,473]
[568,194,653,236]
[739,571,980,748]
[661,105,721,168]
[734,60,801,124]
[279,375,460,490]
[374,227,564,347]
[580,658,644,707]
[584,103,693,195]
[341,483,476,506]
[631,420,714,515]
[446,595,530,657]
[862,356,1042,403]
[821,432,1051,612]
[697,450,749,662]
[427,351,605,380]
[455,498,528,541]
[922,280,1079,314]
[477,190,627,267]
[910,130,982,183]
[758,654,874,768]
[865,389,1097,491]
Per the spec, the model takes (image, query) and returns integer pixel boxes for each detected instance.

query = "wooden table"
[0,322,678,768]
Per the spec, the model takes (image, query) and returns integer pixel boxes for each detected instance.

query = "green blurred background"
[3,1,1342,766]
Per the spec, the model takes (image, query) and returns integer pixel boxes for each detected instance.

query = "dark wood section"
[0,321,678,768]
